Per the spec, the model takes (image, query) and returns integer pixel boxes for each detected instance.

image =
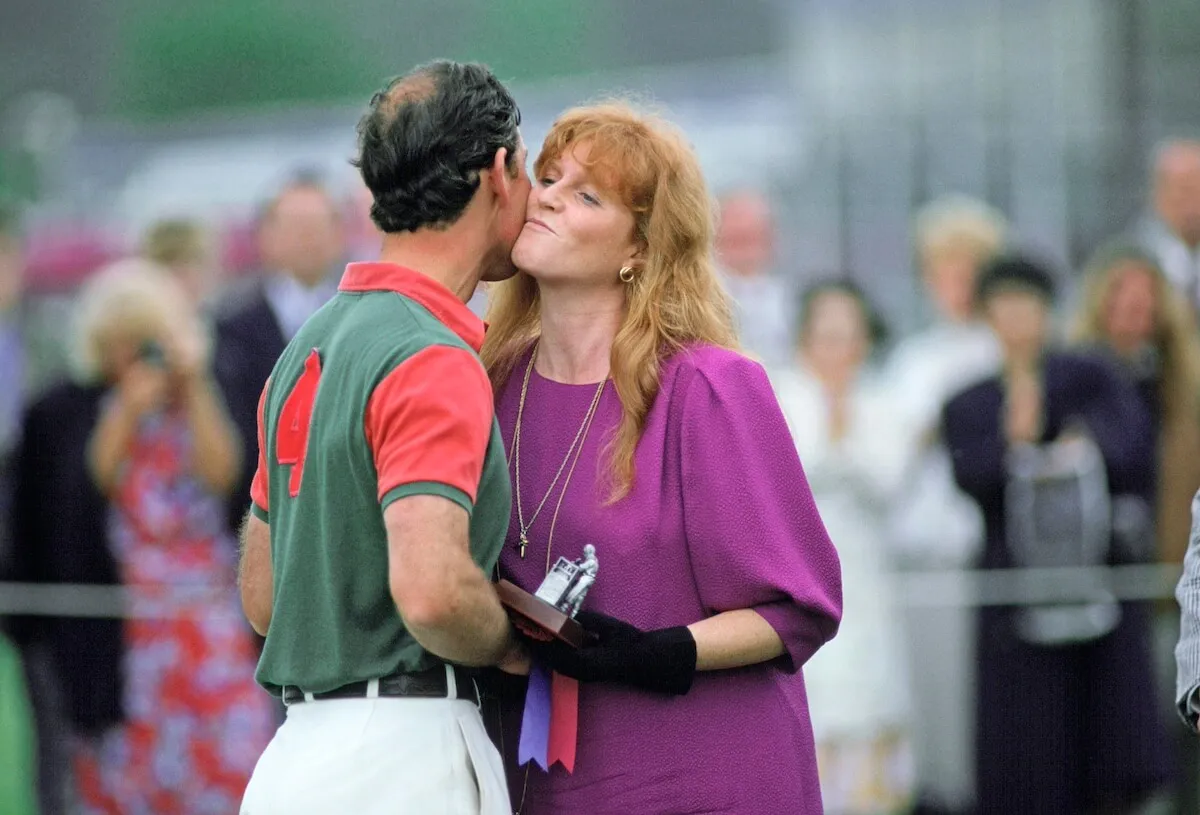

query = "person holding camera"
[942,254,1172,815]
[72,259,275,814]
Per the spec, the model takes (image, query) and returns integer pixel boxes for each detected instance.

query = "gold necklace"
[505,343,608,814]
[510,342,607,558]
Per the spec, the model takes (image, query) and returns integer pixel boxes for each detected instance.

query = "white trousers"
[240,673,510,815]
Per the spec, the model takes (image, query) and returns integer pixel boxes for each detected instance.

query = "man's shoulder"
[281,292,475,390]
[333,288,465,345]
[211,276,271,329]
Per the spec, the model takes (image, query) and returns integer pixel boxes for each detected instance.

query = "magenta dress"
[490,344,842,815]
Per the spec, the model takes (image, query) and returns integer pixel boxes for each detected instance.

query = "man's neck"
[377,229,487,304]
[536,284,624,384]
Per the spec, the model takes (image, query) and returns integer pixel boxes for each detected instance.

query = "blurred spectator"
[1071,243,1200,565]
[1137,140,1200,312]
[0,206,37,815]
[1179,492,1200,732]
[714,189,794,368]
[885,194,1007,813]
[890,194,1008,461]
[1072,243,1200,815]
[943,254,1171,815]
[212,174,344,532]
[71,259,274,813]
[7,364,111,815]
[344,175,381,262]
[0,205,52,815]
[774,280,915,815]
[0,204,26,569]
[140,218,223,307]
[0,205,25,455]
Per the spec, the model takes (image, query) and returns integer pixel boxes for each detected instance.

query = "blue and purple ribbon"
[518,662,579,772]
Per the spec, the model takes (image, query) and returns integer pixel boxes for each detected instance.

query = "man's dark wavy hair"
[353,61,522,234]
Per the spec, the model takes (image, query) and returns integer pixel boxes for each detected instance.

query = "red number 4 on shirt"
[275,349,322,497]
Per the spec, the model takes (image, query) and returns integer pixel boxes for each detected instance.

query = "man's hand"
[495,637,531,676]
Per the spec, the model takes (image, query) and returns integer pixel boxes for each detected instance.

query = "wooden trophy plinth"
[497,579,586,648]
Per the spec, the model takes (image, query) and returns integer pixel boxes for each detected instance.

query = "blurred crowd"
[1,136,1200,814]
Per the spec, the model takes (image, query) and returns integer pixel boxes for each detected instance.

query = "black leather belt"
[281,665,458,705]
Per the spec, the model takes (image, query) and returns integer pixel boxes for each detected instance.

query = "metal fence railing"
[0,564,1185,619]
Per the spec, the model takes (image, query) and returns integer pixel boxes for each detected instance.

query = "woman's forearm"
[87,402,139,496]
[185,375,242,495]
[687,608,785,671]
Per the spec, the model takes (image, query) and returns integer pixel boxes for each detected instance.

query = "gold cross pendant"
[518,533,528,559]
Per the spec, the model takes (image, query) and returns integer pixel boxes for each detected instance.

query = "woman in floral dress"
[73,260,275,814]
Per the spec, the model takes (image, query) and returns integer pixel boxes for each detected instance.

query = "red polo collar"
[338,262,485,353]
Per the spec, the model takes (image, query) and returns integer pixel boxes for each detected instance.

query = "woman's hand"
[90,361,165,494]
[496,637,533,676]
[532,610,697,695]
[166,324,209,384]
[117,360,169,417]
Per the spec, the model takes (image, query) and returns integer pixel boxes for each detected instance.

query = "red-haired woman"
[481,103,842,815]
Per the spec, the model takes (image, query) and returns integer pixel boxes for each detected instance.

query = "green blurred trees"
[112,0,384,117]
[110,0,603,120]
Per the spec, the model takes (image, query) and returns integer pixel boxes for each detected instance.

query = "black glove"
[532,610,697,696]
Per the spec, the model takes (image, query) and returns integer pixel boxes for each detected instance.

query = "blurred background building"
[2,0,1198,337]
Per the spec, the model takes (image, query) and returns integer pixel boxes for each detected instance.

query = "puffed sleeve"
[680,350,842,672]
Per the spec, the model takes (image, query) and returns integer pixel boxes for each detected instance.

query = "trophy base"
[497,579,585,648]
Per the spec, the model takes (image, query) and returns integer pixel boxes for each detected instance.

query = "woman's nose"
[535,182,562,211]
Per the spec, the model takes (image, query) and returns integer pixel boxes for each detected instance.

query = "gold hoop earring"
[619,265,636,284]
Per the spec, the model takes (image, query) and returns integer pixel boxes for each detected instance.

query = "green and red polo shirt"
[249,262,511,695]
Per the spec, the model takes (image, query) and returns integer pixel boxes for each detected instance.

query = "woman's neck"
[1002,348,1044,378]
[535,285,624,384]
[1107,334,1146,361]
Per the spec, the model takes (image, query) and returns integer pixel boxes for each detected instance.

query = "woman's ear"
[624,242,648,273]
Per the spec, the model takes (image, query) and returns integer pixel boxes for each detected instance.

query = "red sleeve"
[249,377,271,518]
[365,345,494,507]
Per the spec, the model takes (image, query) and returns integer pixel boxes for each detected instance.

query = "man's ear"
[488,147,513,210]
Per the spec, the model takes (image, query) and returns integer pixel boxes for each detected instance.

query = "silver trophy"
[498,545,599,647]
[534,544,599,617]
